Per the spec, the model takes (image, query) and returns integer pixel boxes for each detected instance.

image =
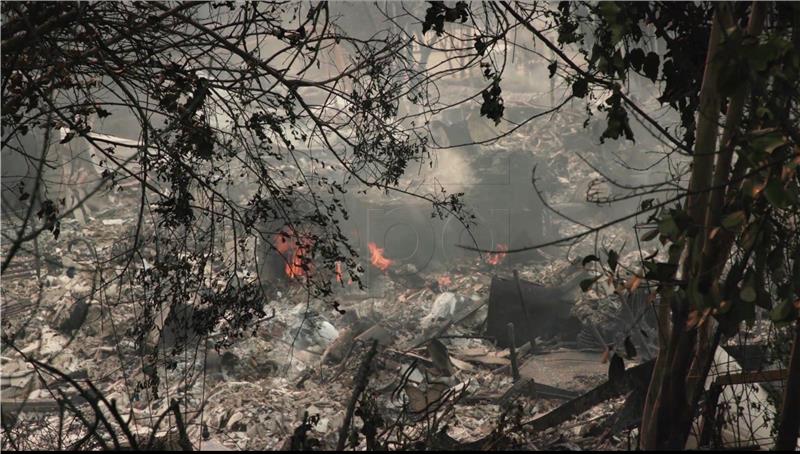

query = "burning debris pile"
[2,110,793,451]
[3,201,685,452]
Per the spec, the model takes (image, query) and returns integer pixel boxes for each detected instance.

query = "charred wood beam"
[523,360,654,432]
[507,323,520,381]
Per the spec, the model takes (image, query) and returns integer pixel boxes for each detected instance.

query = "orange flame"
[335,261,354,285]
[275,228,314,279]
[286,242,311,278]
[486,243,508,266]
[368,242,393,271]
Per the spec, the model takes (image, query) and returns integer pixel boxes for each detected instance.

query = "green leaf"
[738,222,760,251]
[764,179,791,209]
[769,299,795,323]
[658,215,680,239]
[721,210,747,229]
[641,229,659,241]
[740,285,757,303]
[751,131,787,154]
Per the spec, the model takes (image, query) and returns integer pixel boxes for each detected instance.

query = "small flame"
[368,242,393,271]
[486,244,508,266]
[335,261,354,285]
[286,243,310,278]
[275,228,314,279]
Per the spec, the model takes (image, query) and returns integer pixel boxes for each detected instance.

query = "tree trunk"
[639,4,729,449]
[682,2,767,443]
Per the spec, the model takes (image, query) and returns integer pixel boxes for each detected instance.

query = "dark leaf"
[721,210,747,229]
[475,36,487,56]
[572,77,589,98]
[769,298,794,323]
[764,179,793,209]
[623,336,637,359]
[607,250,619,272]
[643,52,660,82]
[580,276,601,292]
[641,229,659,241]
[608,353,625,385]
[547,60,557,78]
[582,255,600,266]
[628,48,645,72]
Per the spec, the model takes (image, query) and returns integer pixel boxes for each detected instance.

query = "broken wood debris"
[497,377,579,403]
[523,360,654,432]
[507,322,521,381]
[336,340,379,451]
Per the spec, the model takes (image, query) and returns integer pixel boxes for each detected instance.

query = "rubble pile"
[3,103,784,450]
[1,201,660,451]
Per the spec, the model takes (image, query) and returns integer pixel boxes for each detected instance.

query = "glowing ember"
[437,275,452,288]
[368,242,393,271]
[486,243,508,266]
